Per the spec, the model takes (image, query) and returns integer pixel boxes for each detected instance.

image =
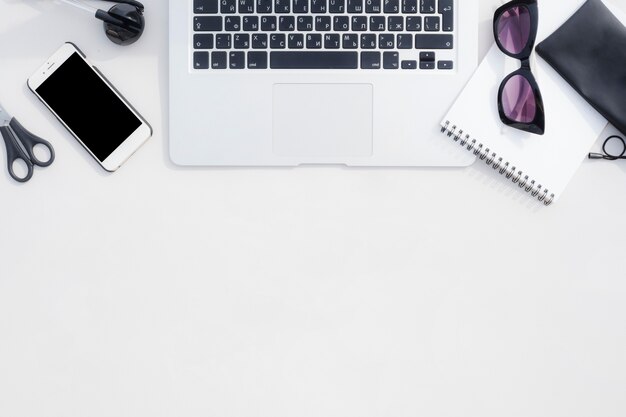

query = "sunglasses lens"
[497,5,531,54]
[501,74,536,123]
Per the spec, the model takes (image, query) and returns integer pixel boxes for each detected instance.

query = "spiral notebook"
[440,0,620,205]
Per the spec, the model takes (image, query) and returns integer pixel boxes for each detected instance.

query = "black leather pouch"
[536,0,626,135]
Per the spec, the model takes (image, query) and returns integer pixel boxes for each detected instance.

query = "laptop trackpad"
[272,84,373,158]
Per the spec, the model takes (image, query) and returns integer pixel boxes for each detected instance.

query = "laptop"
[169,0,478,166]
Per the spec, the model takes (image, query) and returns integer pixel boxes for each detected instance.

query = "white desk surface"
[1,1,626,416]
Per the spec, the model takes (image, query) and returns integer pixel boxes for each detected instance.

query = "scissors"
[0,102,55,182]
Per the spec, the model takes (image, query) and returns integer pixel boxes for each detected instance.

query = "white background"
[1,1,626,416]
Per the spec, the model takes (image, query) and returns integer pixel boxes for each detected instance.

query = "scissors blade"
[0,103,12,127]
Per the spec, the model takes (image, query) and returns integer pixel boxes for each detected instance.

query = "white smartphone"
[28,43,152,172]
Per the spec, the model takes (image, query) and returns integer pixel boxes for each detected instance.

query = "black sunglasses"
[493,0,545,135]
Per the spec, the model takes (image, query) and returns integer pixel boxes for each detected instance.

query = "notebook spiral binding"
[441,121,554,206]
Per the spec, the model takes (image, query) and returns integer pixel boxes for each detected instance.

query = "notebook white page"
[440,0,623,203]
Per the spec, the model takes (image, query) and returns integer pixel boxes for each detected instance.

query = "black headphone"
[64,0,145,46]
[95,0,145,45]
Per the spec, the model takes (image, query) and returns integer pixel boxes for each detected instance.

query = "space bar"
[270,52,359,69]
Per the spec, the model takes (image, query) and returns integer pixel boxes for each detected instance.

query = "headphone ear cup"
[102,3,145,46]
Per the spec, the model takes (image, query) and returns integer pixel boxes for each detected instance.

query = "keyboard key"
[424,16,440,31]
[351,16,368,31]
[297,16,314,31]
[274,0,290,12]
[194,34,214,49]
[438,60,453,69]
[252,33,268,48]
[221,0,237,13]
[311,0,327,12]
[224,16,241,31]
[288,33,305,48]
[347,0,363,13]
[397,33,412,48]
[439,0,453,31]
[216,33,231,48]
[194,0,219,13]
[383,0,399,13]
[370,16,385,31]
[194,51,209,69]
[342,33,359,49]
[438,0,451,13]
[401,60,416,69]
[234,33,250,48]
[212,51,227,68]
[293,0,309,12]
[306,33,322,48]
[270,33,286,48]
[388,16,403,31]
[243,16,259,31]
[415,34,453,49]
[261,16,277,31]
[270,51,358,68]
[420,51,435,61]
[406,16,422,31]
[334,16,350,31]
[379,34,394,49]
[329,0,345,12]
[419,61,434,69]
[361,51,381,69]
[360,34,376,49]
[238,0,254,13]
[420,0,435,13]
[315,16,331,31]
[365,0,381,13]
[248,51,268,68]
[229,51,245,68]
[194,16,222,31]
[383,51,399,69]
[402,0,417,13]
[256,0,273,12]
[279,16,295,31]
[324,34,341,48]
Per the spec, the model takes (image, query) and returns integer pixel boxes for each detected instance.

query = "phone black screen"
[36,52,142,162]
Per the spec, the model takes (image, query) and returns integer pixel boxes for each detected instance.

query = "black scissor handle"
[0,125,34,183]
[9,118,55,167]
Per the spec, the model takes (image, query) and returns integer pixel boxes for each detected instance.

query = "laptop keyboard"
[191,0,455,70]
